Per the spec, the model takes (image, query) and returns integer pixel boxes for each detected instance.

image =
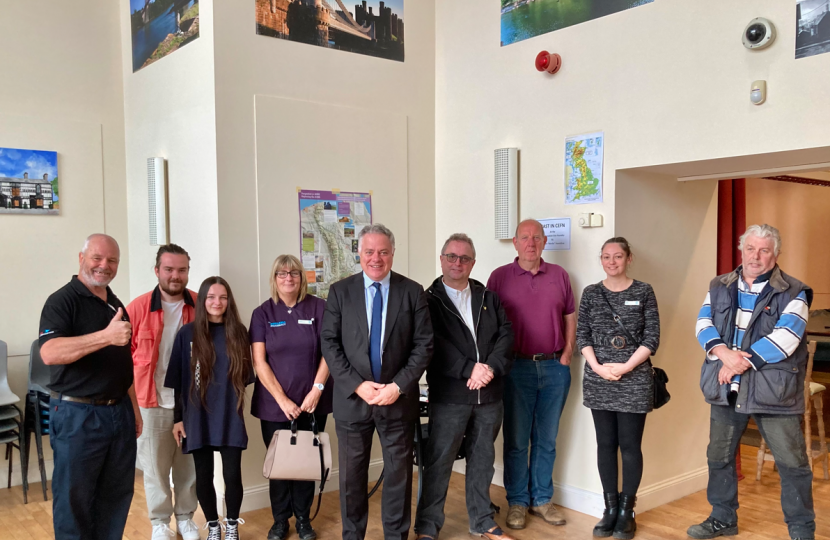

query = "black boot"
[613,494,636,540]
[593,492,619,537]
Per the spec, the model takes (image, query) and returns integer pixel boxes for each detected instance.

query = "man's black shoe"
[268,520,290,540]
[296,518,317,540]
[686,517,738,539]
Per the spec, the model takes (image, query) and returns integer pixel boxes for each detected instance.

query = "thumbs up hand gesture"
[107,308,132,346]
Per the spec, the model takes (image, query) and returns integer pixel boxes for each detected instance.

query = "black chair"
[22,340,50,502]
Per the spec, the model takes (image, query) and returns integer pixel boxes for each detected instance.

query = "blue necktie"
[369,282,383,383]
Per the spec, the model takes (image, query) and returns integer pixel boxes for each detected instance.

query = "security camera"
[742,18,776,50]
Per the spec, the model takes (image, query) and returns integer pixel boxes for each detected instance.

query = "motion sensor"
[743,18,776,50]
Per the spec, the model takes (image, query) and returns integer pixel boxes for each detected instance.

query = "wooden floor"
[2,445,827,539]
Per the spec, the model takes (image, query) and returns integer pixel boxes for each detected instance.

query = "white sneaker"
[152,523,177,540]
[177,519,201,540]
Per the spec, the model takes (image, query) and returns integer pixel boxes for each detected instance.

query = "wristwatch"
[313,383,325,391]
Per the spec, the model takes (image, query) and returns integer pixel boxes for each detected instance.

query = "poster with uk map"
[564,131,603,205]
[298,189,373,299]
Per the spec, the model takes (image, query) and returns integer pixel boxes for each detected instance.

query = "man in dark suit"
[322,223,433,540]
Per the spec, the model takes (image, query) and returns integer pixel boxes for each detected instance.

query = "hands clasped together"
[712,345,753,385]
[593,361,634,382]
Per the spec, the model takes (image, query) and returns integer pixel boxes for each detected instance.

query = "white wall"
[436,0,830,511]
[211,0,436,507]
[119,0,221,295]
[0,0,128,483]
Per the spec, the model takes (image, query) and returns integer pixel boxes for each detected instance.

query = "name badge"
[625,301,640,306]
[298,319,314,325]
[270,322,286,328]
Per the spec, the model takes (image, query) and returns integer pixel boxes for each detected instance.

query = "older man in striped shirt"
[688,224,815,540]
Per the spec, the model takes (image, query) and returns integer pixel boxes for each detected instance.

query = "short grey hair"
[357,223,395,251]
[441,233,476,259]
[81,233,119,255]
[739,224,781,256]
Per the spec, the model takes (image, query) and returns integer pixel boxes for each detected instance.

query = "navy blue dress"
[165,322,255,453]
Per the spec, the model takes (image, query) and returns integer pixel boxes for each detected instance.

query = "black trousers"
[260,413,329,522]
[336,409,415,540]
[191,446,244,521]
[591,409,647,496]
[414,401,503,537]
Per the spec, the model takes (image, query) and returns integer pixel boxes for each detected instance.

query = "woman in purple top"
[250,254,332,540]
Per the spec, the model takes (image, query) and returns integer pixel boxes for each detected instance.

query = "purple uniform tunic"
[487,257,575,357]
[249,295,333,422]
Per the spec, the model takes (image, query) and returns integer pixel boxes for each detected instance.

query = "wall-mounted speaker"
[495,148,518,240]
[147,157,168,246]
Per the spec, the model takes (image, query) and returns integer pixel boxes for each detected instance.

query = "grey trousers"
[706,403,815,539]
[414,401,503,537]
[138,407,199,526]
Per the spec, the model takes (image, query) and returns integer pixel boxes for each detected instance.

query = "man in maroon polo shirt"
[487,219,576,531]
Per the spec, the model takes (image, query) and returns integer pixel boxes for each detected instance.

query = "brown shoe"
[505,505,527,530]
[529,501,566,525]
[476,525,516,539]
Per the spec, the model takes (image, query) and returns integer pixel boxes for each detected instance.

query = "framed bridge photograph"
[255,0,404,62]
[0,147,59,215]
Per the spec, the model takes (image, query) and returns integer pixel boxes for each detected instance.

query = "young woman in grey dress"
[577,238,660,540]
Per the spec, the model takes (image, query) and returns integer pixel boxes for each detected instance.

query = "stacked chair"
[22,339,50,502]
[0,340,26,503]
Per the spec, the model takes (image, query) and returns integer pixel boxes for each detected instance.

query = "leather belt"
[50,391,122,406]
[516,351,561,361]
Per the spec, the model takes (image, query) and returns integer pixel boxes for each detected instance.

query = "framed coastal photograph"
[0,147,59,215]
[130,0,200,72]
[255,0,405,62]
[501,0,654,46]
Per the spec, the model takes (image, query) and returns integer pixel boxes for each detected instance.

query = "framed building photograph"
[0,147,59,215]
[256,0,404,62]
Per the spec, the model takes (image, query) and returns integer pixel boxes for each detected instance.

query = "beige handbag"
[263,414,332,519]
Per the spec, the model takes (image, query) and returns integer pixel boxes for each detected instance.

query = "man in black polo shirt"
[39,233,142,540]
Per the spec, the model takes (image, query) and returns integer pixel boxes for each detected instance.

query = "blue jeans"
[50,398,136,540]
[503,358,571,507]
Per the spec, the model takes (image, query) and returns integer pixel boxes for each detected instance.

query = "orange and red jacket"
[127,286,197,408]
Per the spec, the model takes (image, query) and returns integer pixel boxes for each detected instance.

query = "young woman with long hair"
[165,277,255,540]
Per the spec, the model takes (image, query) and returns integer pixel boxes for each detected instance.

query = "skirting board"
[452,461,709,518]
[229,458,386,514]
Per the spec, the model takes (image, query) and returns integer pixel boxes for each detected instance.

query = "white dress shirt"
[443,280,479,361]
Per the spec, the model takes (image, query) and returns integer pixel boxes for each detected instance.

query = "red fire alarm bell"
[535,51,562,74]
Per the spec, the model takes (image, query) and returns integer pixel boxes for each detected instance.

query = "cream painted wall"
[0,0,128,482]
[436,0,830,508]
[119,0,220,296]
[615,172,718,510]
[746,178,830,309]
[211,1,436,503]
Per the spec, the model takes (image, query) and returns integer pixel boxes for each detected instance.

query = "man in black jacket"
[414,233,515,540]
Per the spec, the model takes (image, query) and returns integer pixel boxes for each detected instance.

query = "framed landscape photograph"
[130,0,200,72]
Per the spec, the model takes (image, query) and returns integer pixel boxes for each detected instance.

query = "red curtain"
[717,179,746,275]
[717,178,747,478]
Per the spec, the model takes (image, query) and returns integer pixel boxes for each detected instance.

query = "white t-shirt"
[155,299,185,409]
